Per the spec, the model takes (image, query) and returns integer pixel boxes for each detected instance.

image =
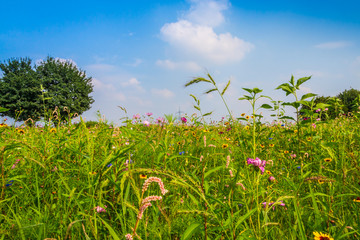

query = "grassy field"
[1,77,360,240]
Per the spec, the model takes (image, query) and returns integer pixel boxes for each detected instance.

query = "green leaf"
[295,76,312,89]
[290,75,295,86]
[203,111,213,117]
[279,116,295,121]
[242,88,253,94]
[194,106,201,111]
[301,93,317,100]
[98,217,121,240]
[204,88,217,94]
[0,107,9,113]
[235,208,257,230]
[221,79,231,95]
[182,223,202,240]
[252,87,263,94]
[260,104,272,109]
[185,78,211,87]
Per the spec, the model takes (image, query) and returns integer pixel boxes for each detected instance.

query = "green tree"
[0,56,94,122]
[0,57,42,121]
[337,88,360,113]
[36,57,94,120]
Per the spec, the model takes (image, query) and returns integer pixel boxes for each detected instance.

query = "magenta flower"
[268,176,275,182]
[247,157,266,174]
[181,117,187,123]
[143,120,150,127]
[93,205,107,213]
[146,112,153,116]
[156,117,164,124]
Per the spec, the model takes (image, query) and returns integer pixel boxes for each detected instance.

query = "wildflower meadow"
[0,75,359,240]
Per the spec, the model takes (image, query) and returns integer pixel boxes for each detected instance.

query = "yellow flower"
[260,144,265,148]
[318,179,325,184]
[203,129,209,132]
[307,137,312,141]
[0,123,8,128]
[284,150,289,154]
[50,128,57,133]
[324,158,332,163]
[266,170,272,175]
[224,122,230,125]
[244,126,250,130]
[313,231,334,240]
[89,172,97,175]
[269,144,275,148]
[246,116,250,119]
[222,144,229,149]
[177,141,182,145]
[17,128,25,134]
[241,113,245,117]
[251,115,255,119]
[353,197,360,203]
[294,130,298,133]
[140,174,147,179]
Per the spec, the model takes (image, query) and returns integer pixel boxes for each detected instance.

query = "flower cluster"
[11,159,21,169]
[247,157,266,174]
[142,177,168,195]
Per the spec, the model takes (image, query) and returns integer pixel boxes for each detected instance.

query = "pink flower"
[229,170,234,177]
[133,114,140,119]
[226,155,230,168]
[141,195,162,205]
[143,120,150,127]
[181,117,187,123]
[316,118,321,121]
[247,157,266,174]
[262,201,285,210]
[137,202,152,219]
[94,205,107,213]
[142,177,168,195]
[315,109,321,113]
[268,176,275,182]
[125,234,133,240]
[312,123,316,129]
[146,112,153,116]
[156,117,164,124]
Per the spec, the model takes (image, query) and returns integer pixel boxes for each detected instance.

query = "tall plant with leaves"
[189,94,213,126]
[238,88,271,159]
[275,75,316,173]
[185,73,232,121]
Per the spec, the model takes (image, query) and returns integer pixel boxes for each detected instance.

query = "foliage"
[0,57,94,122]
[337,88,360,113]
[0,77,359,240]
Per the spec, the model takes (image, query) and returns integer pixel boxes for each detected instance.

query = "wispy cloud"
[160,0,253,64]
[151,88,175,98]
[314,41,352,49]
[156,59,202,71]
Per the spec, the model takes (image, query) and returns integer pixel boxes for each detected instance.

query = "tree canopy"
[0,57,94,122]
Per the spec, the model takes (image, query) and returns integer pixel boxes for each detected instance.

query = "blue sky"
[1,0,360,124]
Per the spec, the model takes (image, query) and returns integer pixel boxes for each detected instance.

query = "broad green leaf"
[0,107,9,113]
[235,208,256,230]
[182,223,202,240]
[260,104,272,109]
[295,76,312,89]
[301,93,317,100]
[98,217,121,240]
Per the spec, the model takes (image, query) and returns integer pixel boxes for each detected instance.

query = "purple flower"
[247,157,266,174]
[262,201,285,210]
[107,163,113,167]
[181,117,187,123]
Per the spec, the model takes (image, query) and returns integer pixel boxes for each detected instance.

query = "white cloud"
[314,41,352,49]
[160,0,253,64]
[120,77,145,92]
[151,88,175,98]
[184,0,229,27]
[156,59,202,71]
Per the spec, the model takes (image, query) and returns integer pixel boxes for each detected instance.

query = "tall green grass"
[0,76,359,240]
